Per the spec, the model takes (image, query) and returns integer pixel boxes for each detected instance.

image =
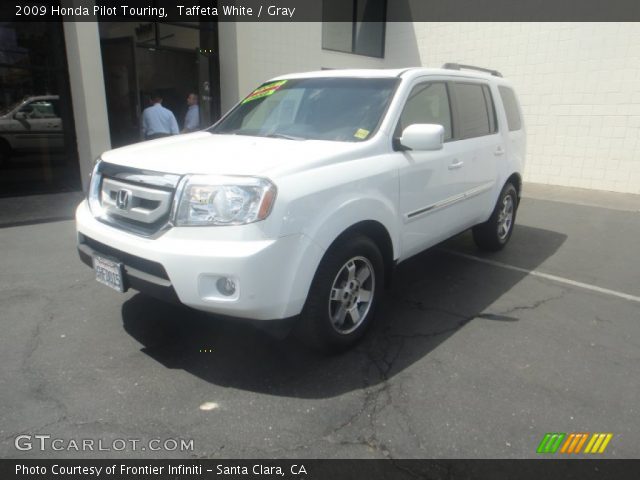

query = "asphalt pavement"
[1,185,638,459]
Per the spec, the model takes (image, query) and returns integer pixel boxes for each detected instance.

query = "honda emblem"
[116,189,131,210]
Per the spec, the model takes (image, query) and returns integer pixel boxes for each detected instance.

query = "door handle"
[448,159,464,170]
[494,146,505,156]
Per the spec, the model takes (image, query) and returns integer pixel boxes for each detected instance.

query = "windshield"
[0,99,26,116]
[210,77,399,142]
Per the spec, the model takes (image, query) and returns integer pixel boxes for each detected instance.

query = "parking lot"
[1,185,638,459]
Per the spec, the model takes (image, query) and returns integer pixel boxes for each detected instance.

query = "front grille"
[90,162,182,237]
[101,177,172,224]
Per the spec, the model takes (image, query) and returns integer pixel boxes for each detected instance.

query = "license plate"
[93,254,125,292]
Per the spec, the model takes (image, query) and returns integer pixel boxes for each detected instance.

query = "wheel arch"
[506,172,523,203]
[325,220,395,287]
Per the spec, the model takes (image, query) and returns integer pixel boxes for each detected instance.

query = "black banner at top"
[2,0,640,22]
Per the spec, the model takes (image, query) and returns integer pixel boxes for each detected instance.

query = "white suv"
[76,65,525,351]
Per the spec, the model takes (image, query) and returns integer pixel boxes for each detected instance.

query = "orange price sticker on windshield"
[241,80,287,104]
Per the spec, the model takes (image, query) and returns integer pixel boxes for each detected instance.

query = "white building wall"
[384,22,640,194]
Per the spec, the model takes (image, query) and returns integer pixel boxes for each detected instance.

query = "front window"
[19,100,58,118]
[210,77,399,142]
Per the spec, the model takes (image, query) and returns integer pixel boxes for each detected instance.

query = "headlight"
[174,175,277,226]
[87,159,104,217]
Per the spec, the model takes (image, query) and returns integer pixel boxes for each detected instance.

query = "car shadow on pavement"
[121,225,566,398]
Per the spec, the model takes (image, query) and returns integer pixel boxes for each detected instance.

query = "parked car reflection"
[0,95,64,162]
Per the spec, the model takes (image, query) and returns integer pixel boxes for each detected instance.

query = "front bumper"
[76,200,324,320]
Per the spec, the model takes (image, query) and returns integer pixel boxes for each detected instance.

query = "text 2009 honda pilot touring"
[76,64,525,351]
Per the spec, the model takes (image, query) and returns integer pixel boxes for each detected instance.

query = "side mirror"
[14,111,27,120]
[397,124,444,151]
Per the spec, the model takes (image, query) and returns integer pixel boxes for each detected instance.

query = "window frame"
[393,80,455,143]
[449,80,500,140]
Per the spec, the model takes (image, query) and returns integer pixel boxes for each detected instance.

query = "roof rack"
[442,63,502,77]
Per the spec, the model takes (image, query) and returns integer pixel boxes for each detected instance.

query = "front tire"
[296,235,384,352]
[472,182,518,251]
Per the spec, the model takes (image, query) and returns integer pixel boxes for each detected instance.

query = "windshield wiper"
[214,131,305,141]
[263,133,305,141]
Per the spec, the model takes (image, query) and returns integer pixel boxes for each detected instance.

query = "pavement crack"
[333,436,392,457]
[494,289,567,316]
[323,321,405,458]
[16,294,71,436]
[388,314,475,341]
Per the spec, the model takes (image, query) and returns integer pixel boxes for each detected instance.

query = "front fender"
[280,195,399,318]
[304,195,399,258]
[270,153,401,316]
[275,156,400,258]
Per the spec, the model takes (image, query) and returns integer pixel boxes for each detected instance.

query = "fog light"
[216,277,236,296]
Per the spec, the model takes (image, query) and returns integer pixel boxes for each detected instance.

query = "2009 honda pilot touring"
[76,64,525,351]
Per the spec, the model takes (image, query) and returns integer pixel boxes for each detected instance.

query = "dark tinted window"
[498,86,522,131]
[322,0,386,58]
[453,82,493,139]
[0,22,80,196]
[396,82,452,140]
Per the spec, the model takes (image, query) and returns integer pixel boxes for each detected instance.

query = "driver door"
[396,81,467,259]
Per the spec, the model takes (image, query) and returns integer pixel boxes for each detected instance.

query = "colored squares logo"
[559,433,589,453]
[537,433,565,453]
[584,433,613,454]
[537,433,613,454]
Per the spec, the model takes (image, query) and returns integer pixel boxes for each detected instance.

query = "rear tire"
[472,182,518,251]
[296,235,384,353]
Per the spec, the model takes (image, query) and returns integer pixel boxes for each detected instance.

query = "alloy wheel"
[328,256,375,334]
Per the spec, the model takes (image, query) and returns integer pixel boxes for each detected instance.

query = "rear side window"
[396,82,452,141]
[498,86,522,131]
[452,82,497,139]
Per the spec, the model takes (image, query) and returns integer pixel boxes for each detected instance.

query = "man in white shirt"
[182,93,200,133]
[141,93,179,140]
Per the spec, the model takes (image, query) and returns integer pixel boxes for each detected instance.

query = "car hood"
[100,132,369,177]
